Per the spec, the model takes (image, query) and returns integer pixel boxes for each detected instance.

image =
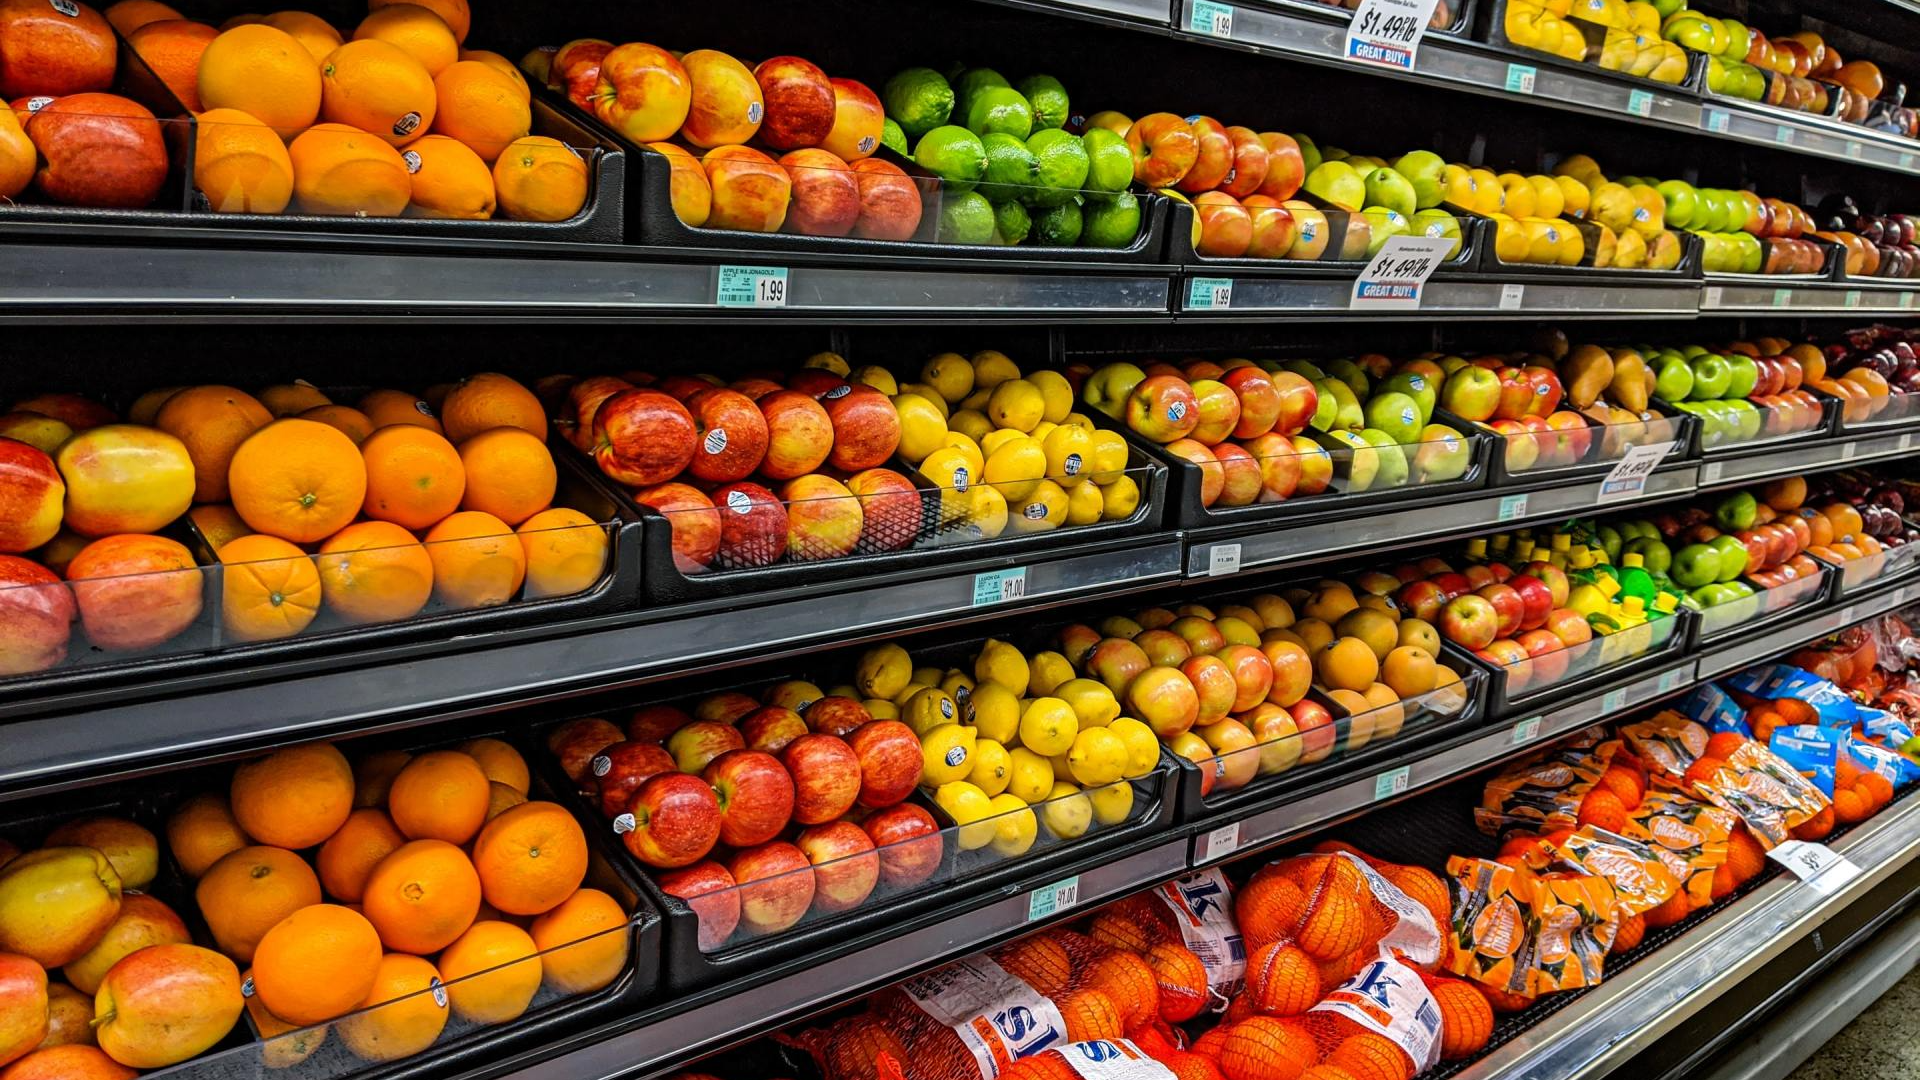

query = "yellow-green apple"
[1486,419,1537,471]
[60,894,187,997]
[779,734,861,825]
[685,388,769,484]
[1126,375,1200,443]
[1178,116,1232,193]
[824,385,900,472]
[1200,717,1258,789]
[1257,133,1305,199]
[656,861,738,950]
[846,718,921,808]
[850,158,922,240]
[780,474,862,561]
[93,943,240,1069]
[1187,379,1241,445]
[41,820,152,894]
[635,482,720,573]
[666,721,746,775]
[846,467,920,551]
[822,78,883,162]
[797,821,878,913]
[1129,664,1201,738]
[1216,643,1274,712]
[1545,607,1592,646]
[0,848,120,967]
[1244,702,1302,774]
[548,39,612,106]
[1440,366,1499,421]
[1193,191,1251,256]
[646,142,711,227]
[1212,443,1262,507]
[803,696,871,738]
[1082,362,1148,419]
[1170,615,1226,655]
[1337,213,1372,260]
[589,740,677,818]
[1474,582,1524,638]
[40,981,92,1049]
[593,388,696,487]
[862,803,942,887]
[0,414,67,457]
[0,557,71,677]
[1218,126,1269,199]
[1180,654,1236,725]
[702,144,791,232]
[1289,698,1335,764]
[1440,594,1498,650]
[1290,435,1332,494]
[591,43,691,143]
[753,56,833,151]
[678,49,763,149]
[756,389,834,480]
[1239,434,1300,502]
[779,148,859,237]
[567,375,634,452]
[55,425,191,538]
[1135,628,1192,667]
[703,749,795,849]
[1283,199,1330,258]
[1087,637,1150,695]
[617,772,721,868]
[727,840,813,934]
[0,951,46,1068]
[1085,111,1132,136]
[739,705,808,755]
[1242,195,1296,258]
[1260,639,1312,706]
[709,480,787,568]
[1167,730,1217,794]
[1125,112,1198,188]
[1163,438,1222,506]
[1222,368,1281,439]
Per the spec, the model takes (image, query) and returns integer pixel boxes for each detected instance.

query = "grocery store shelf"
[1700,101,1920,176]
[1694,574,1920,681]
[1702,280,1920,314]
[1177,274,1702,319]
[1696,429,1919,491]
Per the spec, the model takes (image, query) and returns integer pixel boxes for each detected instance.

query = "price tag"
[1627,89,1654,117]
[1902,291,1916,309]
[1657,667,1687,694]
[1839,605,1858,625]
[1373,766,1411,801]
[1701,460,1723,483]
[1704,109,1730,133]
[1497,492,1528,521]
[1505,63,1536,95]
[1187,276,1234,310]
[1597,440,1675,502]
[1767,840,1861,895]
[1774,125,1794,146]
[1189,0,1234,36]
[1844,140,1862,158]
[1841,441,1858,461]
[1845,290,1863,308]
[1603,688,1627,713]
[1350,234,1454,309]
[1900,433,1916,452]
[1207,543,1243,577]
[1704,285,1723,307]
[1498,283,1525,310]
[1772,288,1792,308]
[971,567,1028,606]
[1342,0,1441,70]
[1511,716,1543,744]
[716,265,788,307]
[1201,822,1241,862]
[1901,152,1917,171]
[1027,876,1082,920]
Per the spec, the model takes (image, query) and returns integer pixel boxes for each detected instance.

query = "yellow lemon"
[948,408,994,446]
[919,446,975,495]
[1006,747,1055,803]
[1088,779,1134,825]
[923,351,975,403]
[980,427,1027,456]
[1040,781,1092,839]
[1030,420,1057,442]
[1011,480,1068,533]
[942,431,984,475]
[864,698,900,720]
[1028,369,1073,424]
[959,386,993,412]
[1087,429,1129,485]
[1019,696,1079,756]
[763,679,823,712]
[891,393,949,464]
[903,686,961,736]
[1108,717,1161,778]
[985,437,1046,502]
[1066,481,1103,526]
[974,638,1030,695]
[855,643,912,700]
[1027,651,1075,697]
[968,738,1012,796]
[804,351,850,375]
[987,793,1038,856]
[1063,412,1096,430]
[935,781,996,850]
[1068,727,1127,787]
[1100,475,1141,521]
[970,682,1021,743]
[1042,423,1093,487]
[968,485,1009,539]
[1056,678,1120,728]
[852,365,898,394]
[898,382,951,420]
[971,349,1020,389]
[941,669,976,703]
[920,722,976,785]
[987,379,1045,433]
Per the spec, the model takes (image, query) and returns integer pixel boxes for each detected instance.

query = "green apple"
[1723,354,1758,399]
[1718,18,1749,61]
[1707,535,1748,582]
[1412,209,1463,258]
[1705,56,1730,95]
[1730,231,1763,273]
[1393,150,1447,209]
[1363,207,1411,256]
[1656,180,1697,229]
[1690,353,1732,399]
[1671,543,1722,588]
[1359,428,1409,487]
[1595,523,1623,563]
[1714,490,1758,532]
[1624,536,1673,575]
[1378,371,1437,425]
[1725,398,1762,440]
[1325,358,1370,399]
[1305,161,1366,212]
[1691,582,1734,607]
[1321,429,1378,491]
[1081,362,1146,418]
[1661,11,1718,52]
[1363,168,1418,217]
[1293,133,1322,176]
[1654,355,1695,401]
[1364,392,1425,444]
[1282,359,1328,381]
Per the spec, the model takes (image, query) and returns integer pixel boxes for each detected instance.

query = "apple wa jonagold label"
[1344,0,1441,70]
[1350,235,1454,310]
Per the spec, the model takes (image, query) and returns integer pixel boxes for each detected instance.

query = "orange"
[1610,912,1646,954]
[457,428,554,525]
[1316,637,1379,693]
[253,903,383,1026]
[195,845,321,963]
[359,424,465,530]
[0,107,27,201]
[370,0,468,43]
[425,510,527,610]
[1296,888,1362,961]
[197,24,323,139]
[317,520,435,625]
[1144,941,1209,1023]
[517,507,608,598]
[458,49,529,98]
[1236,871,1306,948]
[300,404,375,443]
[439,372,546,443]
[241,967,327,1069]
[1326,1032,1410,1080]
[1430,978,1493,1060]
[1380,864,1448,930]
[1245,941,1321,1017]
[1055,987,1123,1043]
[193,107,294,214]
[493,136,589,222]
[219,533,322,641]
[388,749,491,843]
[430,60,530,163]
[361,838,481,953]
[989,935,1072,996]
[318,39,436,147]
[105,0,183,35]
[1082,950,1160,1029]
[1220,1018,1318,1080]
[471,801,588,916]
[260,10,342,62]
[289,123,412,217]
[229,418,368,543]
[1379,646,1436,698]
[353,4,457,76]
[459,737,529,793]
[167,792,250,879]
[359,388,441,431]
[317,808,407,902]
[403,133,495,218]
[126,385,184,425]
[231,741,355,849]
[127,20,219,111]
[259,382,330,417]
[487,781,527,819]
[156,385,273,503]
[219,12,266,28]
[353,749,412,809]
[337,953,448,1061]
[438,920,541,1023]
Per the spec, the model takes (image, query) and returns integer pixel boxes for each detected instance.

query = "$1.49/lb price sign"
[1596,440,1675,502]
[1344,0,1441,69]
[1350,234,1454,309]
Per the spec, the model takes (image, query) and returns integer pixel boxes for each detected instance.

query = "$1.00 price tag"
[1343,0,1441,69]
[1767,840,1861,895]
[1200,823,1241,862]
[1350,234,1454,309]
[1597,440,1675,502]
[716,265,788,307]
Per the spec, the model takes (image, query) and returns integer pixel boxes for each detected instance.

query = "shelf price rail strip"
[1695,429,1919,491]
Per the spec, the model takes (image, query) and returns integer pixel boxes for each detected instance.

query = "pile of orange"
[102,0,589,221]
[173,736,629,1065]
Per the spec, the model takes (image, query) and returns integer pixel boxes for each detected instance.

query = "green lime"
[1017,74,1070,131]
[951,67,1010,124]
[980,132,1038,202]
[994,199,1033,245]
[881,117,909,157]
[965,86,1034,140]
[1081,192,1140,248]
[939,190,998,245]
[1081,128,1131,197]
[1022,128,1089,208]
[914,125,988,194]
[1033,200,1084,246]
[883,68,954,139]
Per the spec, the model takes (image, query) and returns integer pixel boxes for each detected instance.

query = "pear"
[1608,349,1651,412]
[1564,344,1616,410]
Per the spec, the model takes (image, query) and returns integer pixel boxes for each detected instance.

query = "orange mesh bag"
[1149,869,1248,1009]
[1089,895,1178,955]
[1684,742,1829,848]
[1609,912,1645,954]
[1218,1017,1320,1080]
[1143,941,1211,1023]
[1243,941,1322,1018]
[1622,792,1735,911]
[1475,732,1610,836]
[779,1014,914,1080]
[882,949,1078,1080]
[1259,852,1441,969]
[994,935,1077,998]
[1297,953,1440,1077]
[996,1039,1180,1080]
[1419,974,1494,1061]
[1236,871,1307,950]
[1083,950,1162,1030]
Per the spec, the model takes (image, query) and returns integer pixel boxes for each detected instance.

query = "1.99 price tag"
[1344,0,1441,69]
[1350,234,1454,309]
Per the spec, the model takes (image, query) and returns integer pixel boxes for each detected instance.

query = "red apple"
[593,389,696,487]
[1473,583,1524,637]
[1187,379,1242,446]
[1134,628,1190,668]
[1463,565,1495,589]
[1126,375,1200,443]
[1516,629,1568,684]
[779,147,860,237]
[1163,438,1223,506]
[703,144,790,232]
[846,467,922,551]
[1394,579,1445,622]
[850,157,923,241]
[550,717,624,785]
[29,93,166,209]
[1241,195,1296,259]
[825,385,901,472]
[0,949,46,1066]
[1238,434,1300,503]
[0,556,72,676]
[727,841,814,935]
[626,704,692,744]
[666,720,745,774]
[0,0,115,97]
[695,691,760,726]
[1506,574,1554,632]
[1178,116,1232,193]
[780,733,860,824]
[92,941,240,1069]
[1523,367,1565,417]
[1430,571,1473,600]
[1289,697,1335,763]
[797,820,878,913]
[1193,191,1252,257]
[62,892,189,997]
[1441,593,1498,650]
[591,43,691,144]
[846,719,921,808]
[1212,443,1262,507]
[704,748,795,848]
[739,705,808,754]
[0,438,62,554]
[822,77,883,162]
[1125,112,1198,188]
[861,803,943,888]
[685,388,770,484]
[752,56,833,151]
[635,482,721,573]
[787,369,848,400]
[1088,637,1151,694]
[654,374,715,402]
[656,861,739,950]
[731,377,783,401]
[617,772,721,868]
[589,740,677,818]
[549,39,612,107]
[1522,561,1570,607]
[1180,654,1237,726]
[755,390,833,481]
[1544,607,1592,647]
[1269,372,1319,437]
[1256,133,1304,199]
[780,474,862,561]
[1493,368,1532,421]
[564,376,633,451]
[1218,125,1269,199]
[1222,367,1281,440]
[1216,643,1274,713]
[1128,664,1201,739]
[804,696,872,737]
[678,48,762,149]
[708,480,788,569]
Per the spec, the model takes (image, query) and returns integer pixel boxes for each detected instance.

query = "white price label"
[1767,840,1861,895]
[1627,89,1654,117]
[1343,0,1441,70]
[1497,492,1528,521]
[1597,440,1675,502]
[1189,0,1234,36]
[1373,765,1411,801]
[1704,285,1724,307]
[1902,292,1916,309]
[1774,125,1794,146]
[1845,141,1863,158]
[1511,716,1542,744]
[1845,290,1863,308]
[1901,152,1917,171]
[1498,283,1524,310]
[1656,667,1687,694]
[1505,63,1536,94]
[716,265,788,307]
[1839,605,1858,625]
[1603,688,1627,713]
[972,567,1028,606]
[1207,543,1243,577]
[1701,460,1723,483]
[1187,276,1233,310]
[1201,822,1241,862]
[1350,234,1454,309]
[1027,876,1081,920]
[1772,288,1793,308]
[1900,433,1916,452]
[1841,441,1859,462]
[1705,109,1730,133]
